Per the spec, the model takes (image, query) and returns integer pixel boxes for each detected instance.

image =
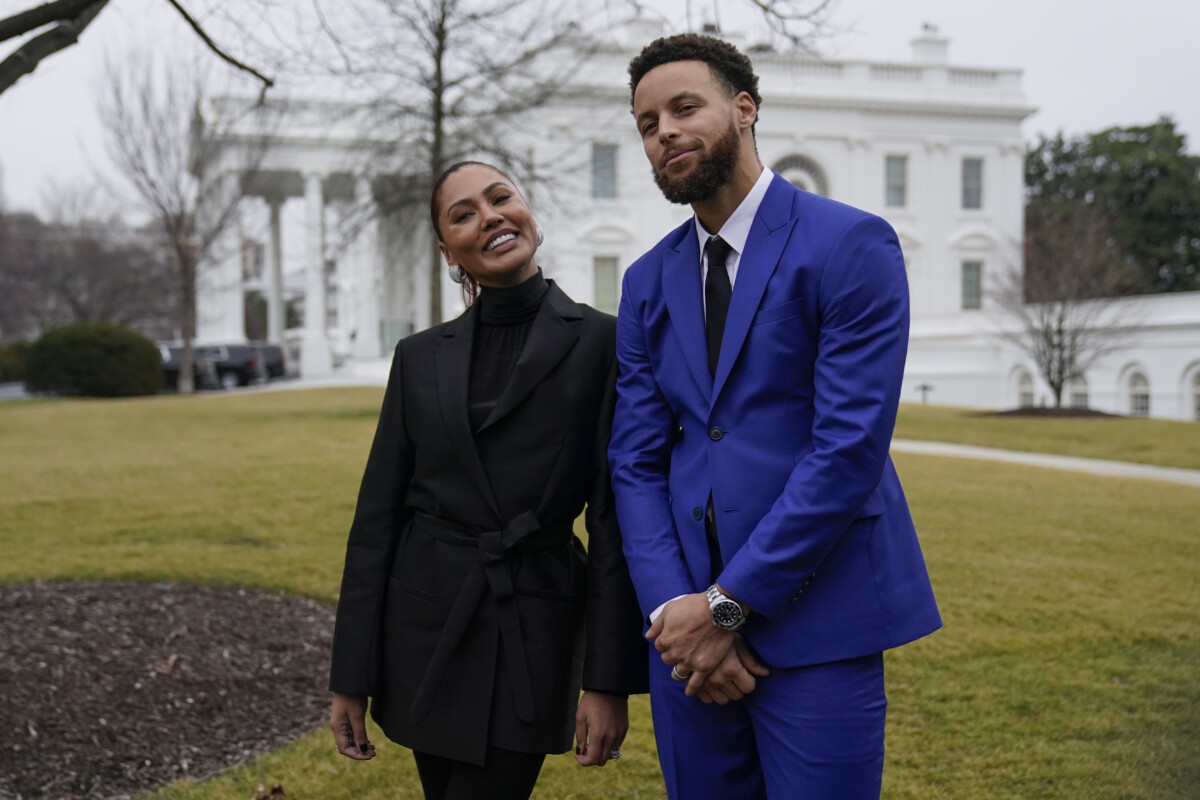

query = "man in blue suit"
[609,34,942,799]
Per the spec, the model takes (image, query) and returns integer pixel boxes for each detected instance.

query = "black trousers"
[413,746,546,800]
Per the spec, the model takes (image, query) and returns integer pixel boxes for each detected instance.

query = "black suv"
[159,344,220,391]
[258,343,287,378]
[201,344,270,389]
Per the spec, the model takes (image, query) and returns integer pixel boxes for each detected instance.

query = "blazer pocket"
[389,574,439,604]
[752,298,803,326]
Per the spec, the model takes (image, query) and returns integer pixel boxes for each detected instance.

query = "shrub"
[25,322,162,397]
[0,341,31,383]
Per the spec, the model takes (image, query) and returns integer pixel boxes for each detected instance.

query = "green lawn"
[1,390,1197,799]
[895,403,1200,471]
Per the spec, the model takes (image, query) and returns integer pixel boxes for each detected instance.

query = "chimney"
[911,22,949,65]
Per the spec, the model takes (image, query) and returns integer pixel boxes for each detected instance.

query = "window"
[1129,373,1150,417]
[1192,372,1200,421]
[962,158,983,209]
[1018,371,1034,408]
[961,261,982,309]
[885,155,907,207]
[592,144,617,199]
[593,255,619,315]
[1068,377,1089,410]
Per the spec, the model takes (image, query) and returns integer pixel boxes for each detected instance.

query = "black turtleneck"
[468,269,549,432]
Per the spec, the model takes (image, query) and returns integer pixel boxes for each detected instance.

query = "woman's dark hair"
[628,33,762,133]
[429,160,520,306]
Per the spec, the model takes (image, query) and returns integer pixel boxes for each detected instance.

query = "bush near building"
[0,341,30,383]
[24,322,161,397]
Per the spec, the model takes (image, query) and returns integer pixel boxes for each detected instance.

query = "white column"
[196,171,246,343]
[411,225,432,333]
[301,172,333,376]
[353,175,382,358]
[267,198,285,345]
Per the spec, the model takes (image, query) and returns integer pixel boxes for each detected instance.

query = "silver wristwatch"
[706,585,746,631]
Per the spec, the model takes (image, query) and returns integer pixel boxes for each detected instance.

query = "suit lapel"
[662,221,713,400]
[712,176,798,402]
[433,305,502,519]
[477,282,582,434]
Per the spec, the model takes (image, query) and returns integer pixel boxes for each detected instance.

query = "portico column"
[267,198,285,345]
[196,171,246,343]
[353,175,381,359]
[301,172,333,376]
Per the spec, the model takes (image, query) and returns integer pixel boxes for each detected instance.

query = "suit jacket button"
[692,506,703,521]
[709,427,723,441]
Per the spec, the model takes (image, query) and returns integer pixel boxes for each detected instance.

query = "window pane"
[962,261,982,309]
[1130,373,1150,417]
[593,256,619,314]
[592,144,617,199]
[962,158,983,209]
[885,155,906,207]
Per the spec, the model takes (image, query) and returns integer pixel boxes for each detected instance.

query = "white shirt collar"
[694,166,774,258]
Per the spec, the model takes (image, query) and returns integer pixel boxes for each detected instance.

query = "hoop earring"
[536,229,545,246]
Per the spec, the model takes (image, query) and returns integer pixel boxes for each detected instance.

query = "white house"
[194,20,1200,421]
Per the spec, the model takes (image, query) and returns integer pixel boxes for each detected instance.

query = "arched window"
[771,155,829,197]
[1017,371,1034,408]
[1067,376,1088,410]
[1129,373,1150,417]
[1192,372,1200,421]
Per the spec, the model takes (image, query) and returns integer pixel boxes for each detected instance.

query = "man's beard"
[652,120,740,205]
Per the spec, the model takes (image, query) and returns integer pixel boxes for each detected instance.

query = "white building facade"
[195,21,1200,421]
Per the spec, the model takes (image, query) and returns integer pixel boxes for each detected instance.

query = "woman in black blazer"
[329,161,648,800]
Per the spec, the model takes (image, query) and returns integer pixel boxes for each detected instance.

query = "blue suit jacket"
[609,175,941,668]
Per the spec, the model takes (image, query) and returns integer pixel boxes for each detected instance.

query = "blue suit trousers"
[650,648,887,799]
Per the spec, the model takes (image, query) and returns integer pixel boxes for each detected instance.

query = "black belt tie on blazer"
[408,510,574,725]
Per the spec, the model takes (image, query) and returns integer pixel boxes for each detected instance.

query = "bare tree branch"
[1,0,276,99]
[160,0,274,99]
[0,0,107,95]
[0,0,98,42]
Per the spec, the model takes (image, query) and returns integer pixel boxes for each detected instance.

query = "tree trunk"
[178,241,197,395]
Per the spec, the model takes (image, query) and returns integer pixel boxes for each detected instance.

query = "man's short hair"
[628,33,762,119]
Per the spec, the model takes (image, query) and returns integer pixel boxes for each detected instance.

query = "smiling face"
[633,60,755,205]
[434,164,539,289]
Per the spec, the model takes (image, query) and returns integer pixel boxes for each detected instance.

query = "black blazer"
[329,282,647,766]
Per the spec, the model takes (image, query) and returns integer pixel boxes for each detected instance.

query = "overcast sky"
[1,0,1197,215]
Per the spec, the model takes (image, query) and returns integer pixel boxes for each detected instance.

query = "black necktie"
[705,235,733,376]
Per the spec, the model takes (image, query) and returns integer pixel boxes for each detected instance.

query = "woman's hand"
[574,690,629,767]
[331,692,376,760]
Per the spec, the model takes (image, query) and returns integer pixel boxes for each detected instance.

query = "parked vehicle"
[159,344,220,391]
[201,344,269,389]
[258,343,287,378]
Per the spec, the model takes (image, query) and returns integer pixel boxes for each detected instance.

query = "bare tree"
[0,0,274,97]
[255,0,605,324]
[992,203,1142,408]
[241,0,839,325]
[97,51,269,393]
[0,183,177,339]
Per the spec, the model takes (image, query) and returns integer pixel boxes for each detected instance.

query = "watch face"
[713,600,743,629]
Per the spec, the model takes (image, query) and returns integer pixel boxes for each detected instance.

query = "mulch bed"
[975,407,1120,418]
[0,582,336,800]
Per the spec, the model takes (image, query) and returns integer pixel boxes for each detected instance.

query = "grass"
[1,389,1198,798]
[894,403,1200,470]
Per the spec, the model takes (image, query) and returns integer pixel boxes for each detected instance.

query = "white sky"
[1,0,1197,215]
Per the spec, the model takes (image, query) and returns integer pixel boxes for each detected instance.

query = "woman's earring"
[448,264,466,284]
[536,228,545,246]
